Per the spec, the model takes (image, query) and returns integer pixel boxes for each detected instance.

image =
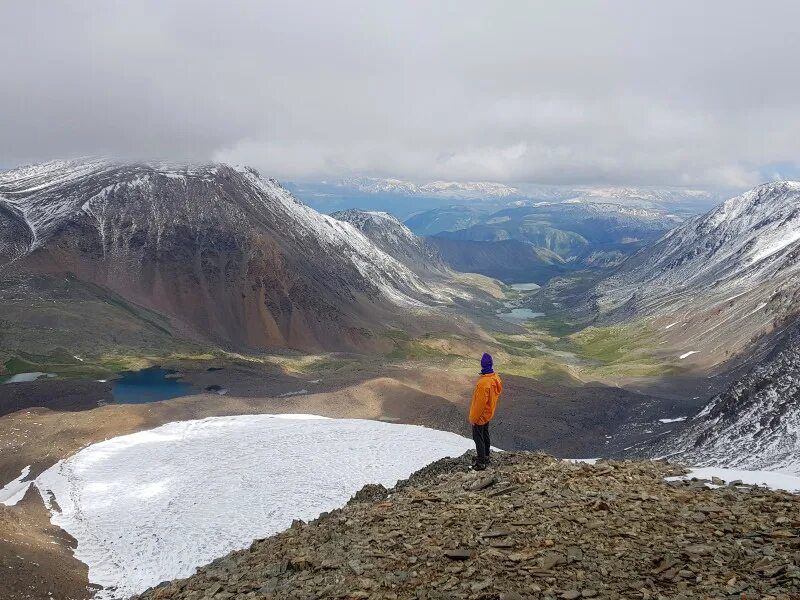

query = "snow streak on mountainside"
[651,324,800,474]
[330,209,449,276]
[592,181,800,365]
[0,160,486,352]
[35,415,475,600]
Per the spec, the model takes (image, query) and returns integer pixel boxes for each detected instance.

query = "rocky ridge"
[132,453,800,600]
[331,210,450,276]
[588,181,800,364]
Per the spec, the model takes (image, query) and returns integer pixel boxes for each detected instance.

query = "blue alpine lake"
[111,368,194,403]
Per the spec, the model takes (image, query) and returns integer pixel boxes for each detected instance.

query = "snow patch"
[278,389,308,397]
[658,416,687,424]
[722,292,747,303]
[0,466,32,506]
[34,415,474,599]
[668,467,800,493]
[679,351,700,360]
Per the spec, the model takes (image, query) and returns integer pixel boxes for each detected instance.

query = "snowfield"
[34,415,474,600]
[667,467,800,493]
[0,465,32,506]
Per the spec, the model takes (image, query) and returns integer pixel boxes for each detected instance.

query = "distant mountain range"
[287,177,720,221]
[335,176,523,199]
[410,201,681,279]
[555,186,718,214]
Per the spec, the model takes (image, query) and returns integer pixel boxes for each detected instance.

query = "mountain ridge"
[0,159,490,357]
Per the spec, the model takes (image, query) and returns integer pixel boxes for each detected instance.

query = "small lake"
[111,368,194,403]
[496,308,546,324]
[509,282,541,291]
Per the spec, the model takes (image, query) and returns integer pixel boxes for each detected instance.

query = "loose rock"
[130,452,800,600]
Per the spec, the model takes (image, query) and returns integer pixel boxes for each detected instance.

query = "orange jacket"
[469,372,502,425]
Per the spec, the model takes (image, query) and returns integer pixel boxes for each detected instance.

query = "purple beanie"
[480,352,493,374]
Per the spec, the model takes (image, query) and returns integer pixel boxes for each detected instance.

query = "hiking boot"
[472,461,487,471]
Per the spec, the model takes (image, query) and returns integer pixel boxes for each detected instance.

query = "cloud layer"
[3,1,800,189]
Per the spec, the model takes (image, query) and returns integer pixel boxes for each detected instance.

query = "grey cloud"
[2,1,800,190]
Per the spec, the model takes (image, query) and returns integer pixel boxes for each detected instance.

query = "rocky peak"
[332,208,450,276]
[132,453,800,599]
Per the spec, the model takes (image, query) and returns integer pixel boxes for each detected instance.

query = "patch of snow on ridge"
[0,466,32,506]
[658,417,687,424]
[679,351,699,359]
[34,415,474,600]
[667,467,800,493]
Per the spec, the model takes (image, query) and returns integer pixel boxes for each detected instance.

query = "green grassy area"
[491,319,685,381]
[564,323,683,378]
[384,329,465,362]
[524,315,585,338]
[1,348,227,380]
[501,358,582,384]
[566,324,654,362]
[0,270,682,386]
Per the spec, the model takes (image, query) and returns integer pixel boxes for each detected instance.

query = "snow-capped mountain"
[593,181,800,365]
[336,178,715,208]
[337,176,522,199]
[0,160,479,352]
[649,324,800,474]
[330,209,449,276]
[559,186,717,213]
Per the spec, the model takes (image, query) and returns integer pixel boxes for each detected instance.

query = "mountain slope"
[332,209,572,284]
[427,237,568,284]
[330,209,449,276]
[403,205,489,236]
[649,323,800,474]
[591,181,800,366]
[0,160,479,356]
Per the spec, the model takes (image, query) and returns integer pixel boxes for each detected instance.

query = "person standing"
[469,352,502,470]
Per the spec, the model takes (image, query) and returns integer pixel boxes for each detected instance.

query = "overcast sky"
[2,1,800,189]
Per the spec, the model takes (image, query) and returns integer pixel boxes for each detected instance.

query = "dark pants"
[472,423,491,463]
